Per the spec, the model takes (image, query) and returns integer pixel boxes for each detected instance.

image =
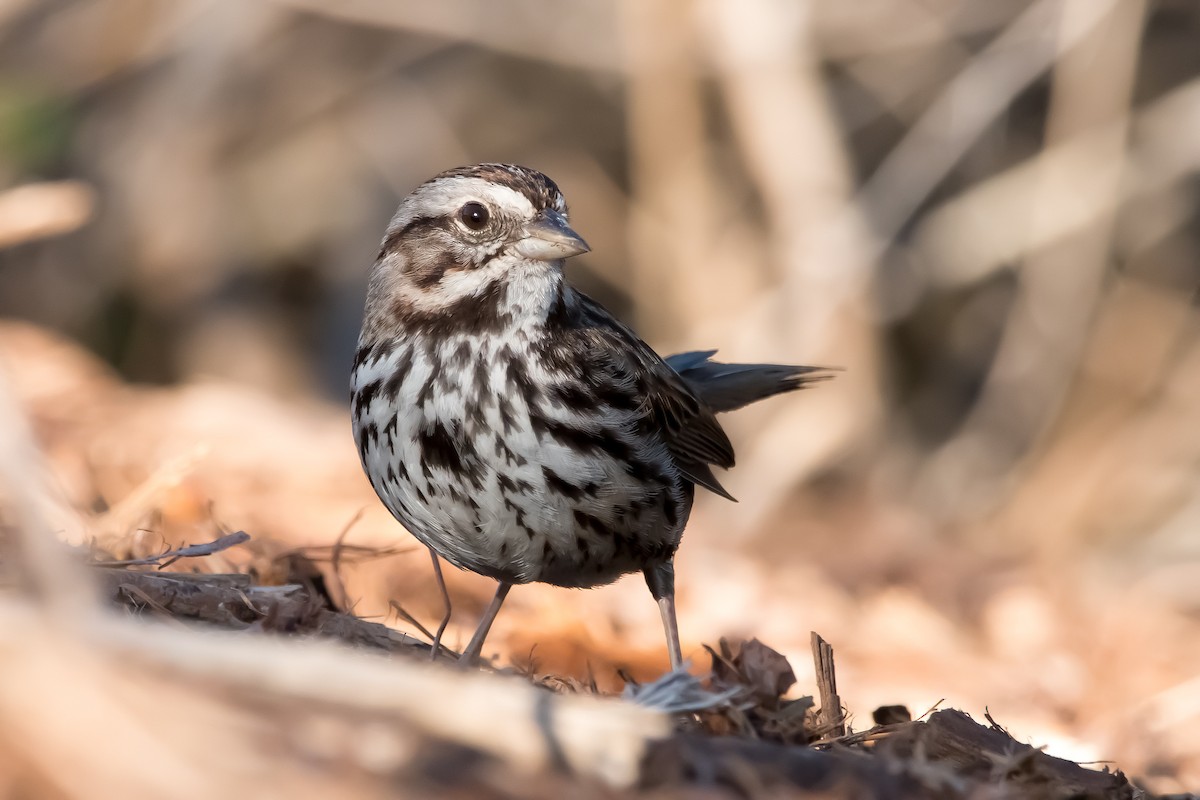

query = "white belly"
[351,333,689,587]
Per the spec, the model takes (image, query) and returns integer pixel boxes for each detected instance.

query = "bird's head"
[365,164,589,332]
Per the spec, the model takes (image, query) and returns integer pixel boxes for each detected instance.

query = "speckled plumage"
[351,163,830,667]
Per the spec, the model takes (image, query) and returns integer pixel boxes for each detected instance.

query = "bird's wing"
[573,297,737,500]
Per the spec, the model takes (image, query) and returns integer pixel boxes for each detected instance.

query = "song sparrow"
[351,164,830,668]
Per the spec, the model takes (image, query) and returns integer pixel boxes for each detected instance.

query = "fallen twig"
[810,631,845,738]
[96,569,422,656]
[326,511,362,611]
[277,542,412,563]
[90,531,251,569]
[389,599,436,643]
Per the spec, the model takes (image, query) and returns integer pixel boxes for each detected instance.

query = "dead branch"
[96,569,423,657]
[90,531,251,569]
[0,597,671,789]
[810,631,845,738]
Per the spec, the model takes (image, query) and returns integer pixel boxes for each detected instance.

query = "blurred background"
[1,0,1199,792]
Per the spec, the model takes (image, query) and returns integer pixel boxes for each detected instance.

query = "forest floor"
[0,319,1193,798]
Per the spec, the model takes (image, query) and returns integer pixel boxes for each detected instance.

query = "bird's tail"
[666,350,836,413]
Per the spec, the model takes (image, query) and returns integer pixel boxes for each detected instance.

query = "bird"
[350,163,831,669]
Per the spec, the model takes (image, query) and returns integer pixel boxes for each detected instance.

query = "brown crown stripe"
[433,163,566,214]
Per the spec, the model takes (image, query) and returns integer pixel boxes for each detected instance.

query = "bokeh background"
[1,0,1199,793]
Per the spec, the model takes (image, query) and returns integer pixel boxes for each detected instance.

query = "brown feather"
[565,295,738,500]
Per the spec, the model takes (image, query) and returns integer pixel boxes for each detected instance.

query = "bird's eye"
[458,202,490,231]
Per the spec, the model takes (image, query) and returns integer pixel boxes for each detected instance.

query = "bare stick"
[326,510,363,611]
[280,542,411,563]
[389,600,435,643]
[810,631,844,738]
[98,569,421,654]
[89,531,250,569]
[0,597,668,789]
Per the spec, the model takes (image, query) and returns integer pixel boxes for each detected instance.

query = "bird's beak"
[515,210,590,261]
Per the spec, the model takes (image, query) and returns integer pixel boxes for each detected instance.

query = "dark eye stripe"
[379,215,452,259]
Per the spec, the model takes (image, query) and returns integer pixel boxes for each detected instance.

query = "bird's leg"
[459,581,512,666]
[657,594,683,672]
[644,561,683,671]
[427,547,452,662]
